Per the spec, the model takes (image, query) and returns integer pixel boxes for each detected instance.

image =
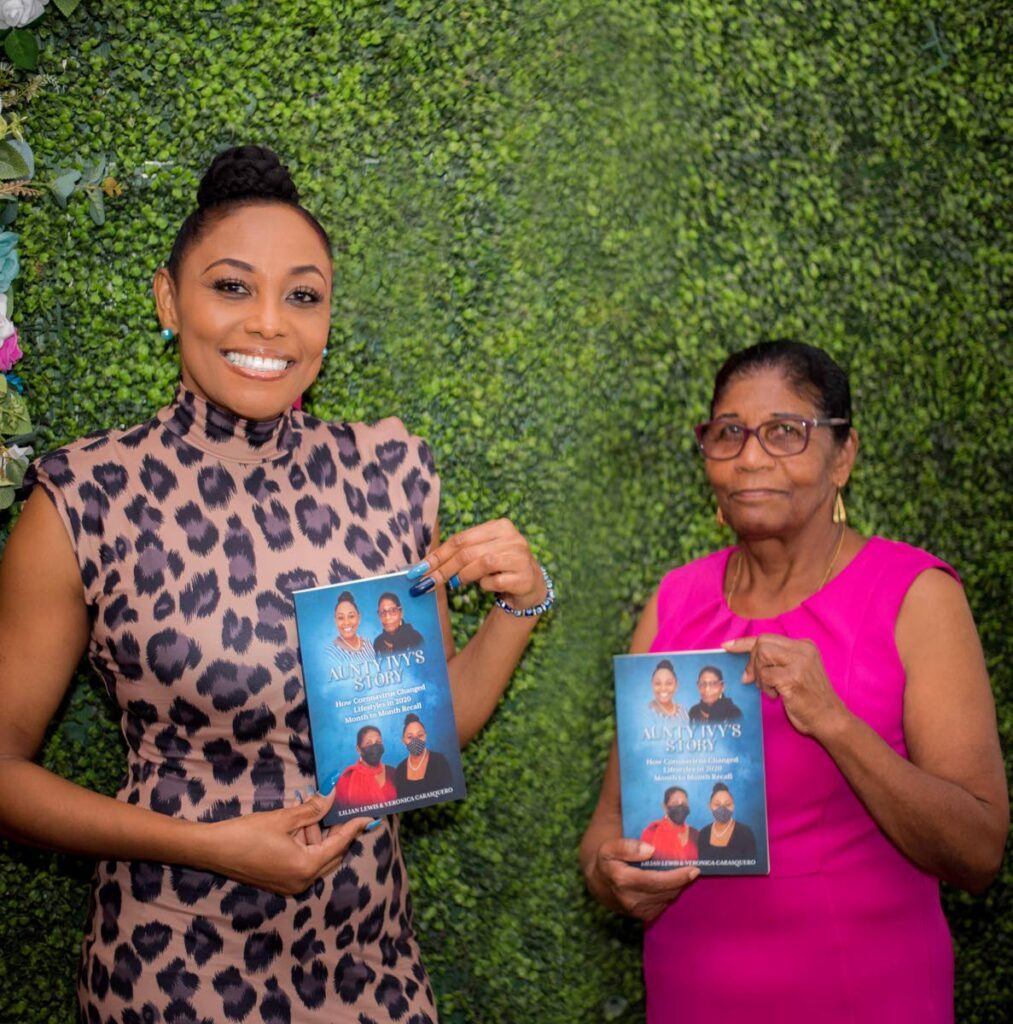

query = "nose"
[735,428,774,469]
[245,293,286,339]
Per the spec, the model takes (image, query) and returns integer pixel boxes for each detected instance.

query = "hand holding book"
[724,634,848,740]
[406,517,548,610]
[194,793,373,896]
[589,837,700,923]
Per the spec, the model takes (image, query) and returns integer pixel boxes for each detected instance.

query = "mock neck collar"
[157,382,300,463]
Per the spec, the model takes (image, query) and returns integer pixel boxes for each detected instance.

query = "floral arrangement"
[0,0,80,509]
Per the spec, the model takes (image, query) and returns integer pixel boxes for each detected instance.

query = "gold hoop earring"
[715,506,726,527]
[832,490,847,525]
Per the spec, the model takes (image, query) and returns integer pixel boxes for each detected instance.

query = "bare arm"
[728,569,1008,893]
[0,491,367,895]
[822,570,1006,890]
[418,520,548,746]
[579,592,699,920]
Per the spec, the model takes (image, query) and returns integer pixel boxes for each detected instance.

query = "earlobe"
[152,267,178,333]
[833,429,859,487]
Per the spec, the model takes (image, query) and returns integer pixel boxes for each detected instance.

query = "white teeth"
[225,351,289,372]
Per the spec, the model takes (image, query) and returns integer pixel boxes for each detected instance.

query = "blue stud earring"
[322,347,329,357]
[160,327,175,341]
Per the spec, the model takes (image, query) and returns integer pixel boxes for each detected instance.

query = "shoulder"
[862,535,959,584]
[655,547,732,614]
[26,415,161,491]
[301,413,436,476]
[658,548,732,591]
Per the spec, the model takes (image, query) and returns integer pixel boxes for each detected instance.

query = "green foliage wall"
[2,1,1009,1021]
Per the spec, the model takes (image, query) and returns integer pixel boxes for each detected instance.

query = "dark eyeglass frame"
[693,416,850,460]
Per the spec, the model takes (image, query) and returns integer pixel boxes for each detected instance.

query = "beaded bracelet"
[495,565,556,617]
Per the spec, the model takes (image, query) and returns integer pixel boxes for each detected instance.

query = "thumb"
[605,838,656,863]
[723,637,758,682]
[284,790,335,829]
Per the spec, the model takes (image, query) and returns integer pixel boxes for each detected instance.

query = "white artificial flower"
[0,0,48,31]
[0,294,14,342]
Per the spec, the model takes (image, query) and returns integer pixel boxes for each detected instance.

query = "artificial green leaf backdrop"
[2,2,1009,1021]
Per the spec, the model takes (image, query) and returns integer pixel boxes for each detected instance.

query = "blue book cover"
[613,650,769,875]
[293,570,466,825]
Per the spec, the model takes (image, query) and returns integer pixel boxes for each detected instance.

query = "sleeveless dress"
[644,538,957,1024]
[27,384,442,1023]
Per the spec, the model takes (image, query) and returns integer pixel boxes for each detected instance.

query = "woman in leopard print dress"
[0,146,550,1023]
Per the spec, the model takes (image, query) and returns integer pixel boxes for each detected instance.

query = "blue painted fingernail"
[405,560,429,580]
[295,789,304,804]
[409,577,436,597]
[448,574,460,590]
[365,817,384,832]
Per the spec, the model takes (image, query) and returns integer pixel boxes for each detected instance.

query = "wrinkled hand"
[201,792,371,896]
[724,634,850,741]
[591,838,700,922]
[413,518,545,609]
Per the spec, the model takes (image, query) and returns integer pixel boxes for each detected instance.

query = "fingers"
[418,519,518,576]
[437,544,533,593]
[623,864,701,889]
[307,816,372,876]
[408,518,543,601]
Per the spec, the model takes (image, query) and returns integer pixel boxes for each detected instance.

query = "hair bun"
[196,145,299,209]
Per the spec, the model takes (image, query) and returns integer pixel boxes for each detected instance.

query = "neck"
[734,517,847,601]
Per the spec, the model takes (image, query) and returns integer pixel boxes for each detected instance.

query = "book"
[293,570,466,825]
[613,650,769,875]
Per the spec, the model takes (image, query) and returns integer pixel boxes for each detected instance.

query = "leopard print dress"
[27,384,441,1024]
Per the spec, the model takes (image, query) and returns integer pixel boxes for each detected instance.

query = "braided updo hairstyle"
[166,145,331,281]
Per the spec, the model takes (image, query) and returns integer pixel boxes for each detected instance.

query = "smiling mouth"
[730,489,785,500]
[224,350,293,373]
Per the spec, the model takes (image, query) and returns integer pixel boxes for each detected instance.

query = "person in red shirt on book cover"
[639,786,699,861]
[334,724,398,809]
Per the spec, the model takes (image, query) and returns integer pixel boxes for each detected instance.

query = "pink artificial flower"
[0,330,21,372]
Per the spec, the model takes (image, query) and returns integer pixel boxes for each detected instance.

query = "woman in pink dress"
[580,340,1007,1023]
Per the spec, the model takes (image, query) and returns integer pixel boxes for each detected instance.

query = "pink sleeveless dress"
[644,537,956,1023]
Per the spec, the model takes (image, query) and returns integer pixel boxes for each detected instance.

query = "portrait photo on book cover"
[614,649,769,875]
[294,570,466,824]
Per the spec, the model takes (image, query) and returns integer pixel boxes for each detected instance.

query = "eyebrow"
[202,257,326,280]
[713,411,809,419]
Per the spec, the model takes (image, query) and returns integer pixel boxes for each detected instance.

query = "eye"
[211,277,250,295]
[715,422,745,440]
[289,286,323,304]
[769,419,804,437]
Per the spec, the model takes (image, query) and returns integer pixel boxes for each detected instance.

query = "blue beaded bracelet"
[495,565,556,617]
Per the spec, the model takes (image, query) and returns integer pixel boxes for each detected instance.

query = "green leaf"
[3,452,26,487]
[50,170,81,208]
[53,0,82,15]
[0,140,30,181]
[6,140,34,179]
[80,155,107,186]
[0,486,14,511]
[4,29,38,72]
[0,200,17,226]
[88,189,106,226]
[0,388,31,437]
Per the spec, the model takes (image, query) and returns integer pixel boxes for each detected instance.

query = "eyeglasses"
[693,416,849,460]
